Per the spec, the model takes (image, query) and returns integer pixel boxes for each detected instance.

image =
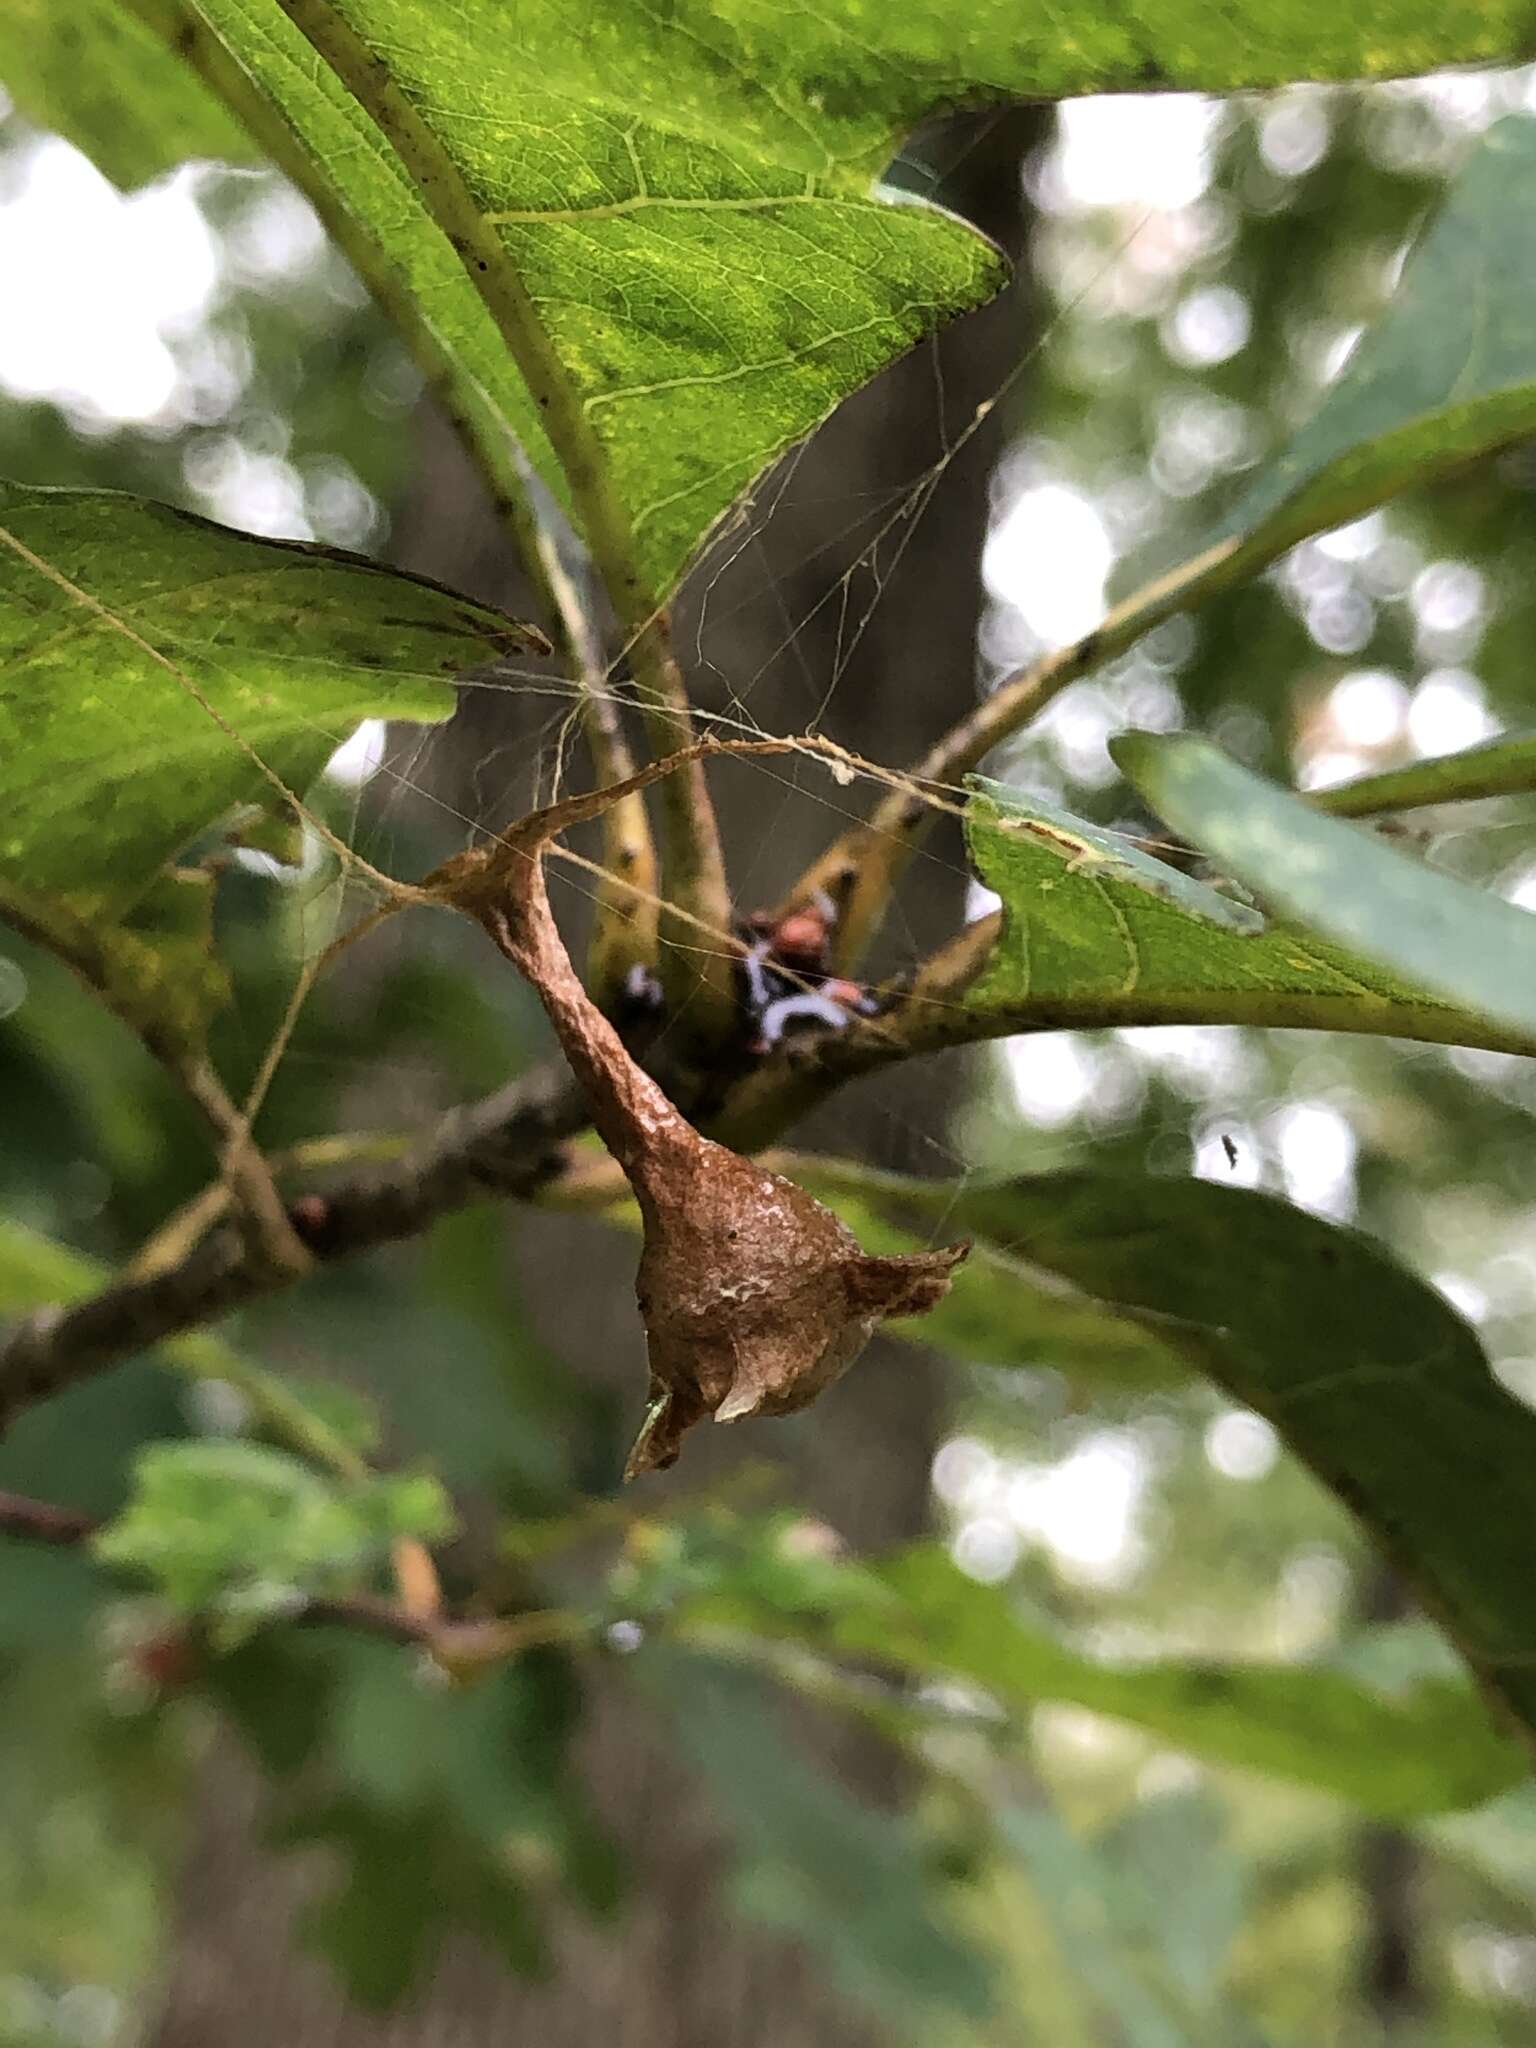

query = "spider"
[615,890,879,1054]
[737,890,879,1053]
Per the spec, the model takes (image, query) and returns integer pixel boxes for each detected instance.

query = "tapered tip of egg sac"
[842,1239,970,1319]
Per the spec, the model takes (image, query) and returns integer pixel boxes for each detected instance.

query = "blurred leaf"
[209,1629,614,2005]
[0,1218,119,1310]
[333,1637,622,1902]
[0,1360,183,1648]
[287,1789,551,2006]
[0,483,539,924]
[670,1523,1524,1817]
[643,1646,995,2025]
[1102,1791,1248,2009]
[1000,1796,1262,2048]
[163,3,1536,601]
[1309,731,1536,817]
[962,776,1535,1054]
[1431,1781,1536,1913]
[1114,731,1536,1039]
[1115,119,1536,624]
[0,0,253,186]
[93,1439,453,1638]
[834,1166,1536,1768]
[290,1797,449,2007]
[1206,118,1536,573]
[0,1654,185,2030]
[0,865,232,1058]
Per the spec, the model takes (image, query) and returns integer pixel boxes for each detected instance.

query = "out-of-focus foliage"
[957,66,1536,2047]
[633,1509,1523,1816]
[94,1440,454,1639]
[0,0,252,187]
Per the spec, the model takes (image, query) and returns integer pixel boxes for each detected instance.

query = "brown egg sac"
[430,776,968,1478]
[623,1127,967,1478]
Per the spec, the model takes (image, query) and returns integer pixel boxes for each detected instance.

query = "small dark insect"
[1221,1133,1239,1171]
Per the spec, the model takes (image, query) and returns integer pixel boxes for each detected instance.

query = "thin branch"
[534,535,661,1000]
[271,0,735,1027]
[782,536,1243,974]
[0,1061,589,1437]
[172,1055,314,1280]
[0,738,889,1437]
[1308,737,1536,819]
[706,906,1536,1152]
[0,1486,581,1668]
[128,1132,413,1282]
[0,1488,96,1548]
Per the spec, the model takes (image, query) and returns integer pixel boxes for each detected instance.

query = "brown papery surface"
[428,757,968,1476]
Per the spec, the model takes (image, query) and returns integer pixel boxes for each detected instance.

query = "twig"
[0,1061,588,1437]
[127,1131,412,1282]
[271,0,735,1027]
[535,536,661,1000]
[0,1485,580,1668]
[1,734,924,1437]
[0,1488,96,1548]
[172,1055,314,1279]
[782,536,1242,973]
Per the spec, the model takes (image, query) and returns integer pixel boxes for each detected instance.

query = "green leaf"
[92,1439,453,1638]
[209,1630,611,2004]
[0,1219,121,1313]
[1113,118,1536,629]
[0,866,231,1056]
[670,1521,1524,1817]
[290,1797,450,2007]
[961,776,1536,1055]
[0,483,540,923]
[840,1166,1536,1766]
[1310,731,1536,817]
[1209,117,1536,567]
[1113,731,1536,1040]
[161,3,1536,601]
[286,1785,552,2002]
[0,0,252,187]
[971,787,1265,933]
[1432,1782,1536,1913]
[642,1646,995,2024]
[872,1550,1524,1816]
[837,1188,1191,1392]
[998,1796,1252,2048]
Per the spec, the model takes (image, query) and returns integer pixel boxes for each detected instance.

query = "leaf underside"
[88,1,1536,602]
[0,483,538,921]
